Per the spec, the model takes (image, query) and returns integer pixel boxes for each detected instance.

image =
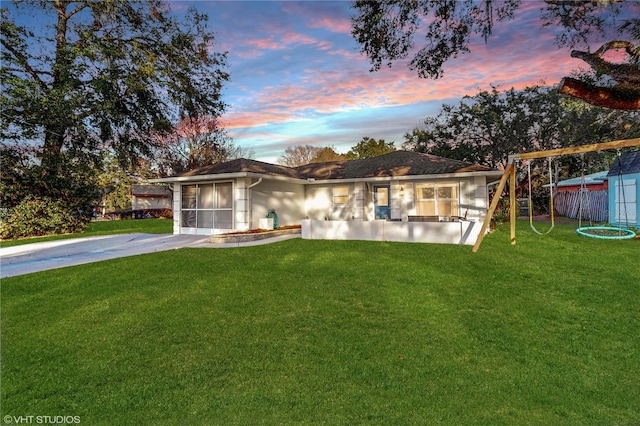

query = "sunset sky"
[169,0,624,163]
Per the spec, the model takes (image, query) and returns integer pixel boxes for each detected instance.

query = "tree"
[278,145,321,167]
[278,145,346,166]
[404,84,640,172]
[1,0,229,209]
[351,0,639,110]
[311,146,346,163]
[345,137,396,160]
[153,116,253,177]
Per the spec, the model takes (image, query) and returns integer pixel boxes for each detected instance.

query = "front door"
[374,185,391,220]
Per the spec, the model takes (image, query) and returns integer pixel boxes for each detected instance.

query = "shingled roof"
[173,151,495,181]
[295,151,492,179]
[607,151,640,176]
[176,158,300,179]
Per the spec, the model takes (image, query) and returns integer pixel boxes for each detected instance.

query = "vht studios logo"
[3,416,81,424]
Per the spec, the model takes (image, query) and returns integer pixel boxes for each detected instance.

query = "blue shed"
[607,151,640,228]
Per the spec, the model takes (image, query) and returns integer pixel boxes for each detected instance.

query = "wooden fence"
[554,190,608,222]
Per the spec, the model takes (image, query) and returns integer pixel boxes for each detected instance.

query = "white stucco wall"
[250,179,305,228]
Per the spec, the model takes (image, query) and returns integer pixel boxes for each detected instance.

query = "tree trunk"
[41,1,71,172]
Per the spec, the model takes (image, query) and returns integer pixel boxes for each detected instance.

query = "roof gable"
[607,151,640,176]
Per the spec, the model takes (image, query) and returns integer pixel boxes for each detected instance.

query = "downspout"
[247,178,263,230]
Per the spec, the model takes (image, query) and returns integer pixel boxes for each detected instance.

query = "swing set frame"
[472,137,640,253]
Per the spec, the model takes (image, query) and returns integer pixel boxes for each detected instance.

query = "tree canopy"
[404,84,640,174]
[351,0,640,110]
[1,0,229,218]
[0,2,228,170]
[345,137,396,160]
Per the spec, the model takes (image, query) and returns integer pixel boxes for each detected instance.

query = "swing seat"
[576,226,636,240]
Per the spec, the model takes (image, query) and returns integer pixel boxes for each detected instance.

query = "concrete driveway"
[0,233,211,279]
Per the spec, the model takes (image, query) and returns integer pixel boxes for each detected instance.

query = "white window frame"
[415,182,460,217]
[333,185,350,205]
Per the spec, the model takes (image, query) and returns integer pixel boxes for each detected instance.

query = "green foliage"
[345,136,396,160]
[352,0,640,82]
[2,227,639,423]
[404,84,640,171]
[311,146,346,163]
[1,147,100,215]
[1,0,228,202]
[0,196,87,239]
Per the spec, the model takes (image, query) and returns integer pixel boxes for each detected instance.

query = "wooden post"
[514,138,640,161]
[472,164,513,253]
[510,165,517,245]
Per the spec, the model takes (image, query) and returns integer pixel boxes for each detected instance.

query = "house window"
[333,186,349,205]
[181,182,233,229]
[415,183,459,217]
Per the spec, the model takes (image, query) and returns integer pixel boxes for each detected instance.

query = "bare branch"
[0,39,50,91]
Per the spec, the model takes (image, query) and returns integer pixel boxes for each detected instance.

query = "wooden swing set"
[472,137,640,253]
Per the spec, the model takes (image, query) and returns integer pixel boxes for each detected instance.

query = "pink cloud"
[307,16,352,34]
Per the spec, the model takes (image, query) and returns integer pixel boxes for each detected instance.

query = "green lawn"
[0,218,173,247]
[1,223,639,425]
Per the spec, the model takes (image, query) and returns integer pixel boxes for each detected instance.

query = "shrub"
[0,196,88,240]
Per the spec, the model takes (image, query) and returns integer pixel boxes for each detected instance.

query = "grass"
[0,218,173,247]
[1,223,639,424]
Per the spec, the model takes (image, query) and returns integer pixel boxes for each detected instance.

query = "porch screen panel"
[214,182,233,229]
[181,185,197,227]
[181,182,233,229]
[182,185,197,208]
[214,211,233,229]
[215,182,233,208]
[199,184,214,209]
[197,211,214,228]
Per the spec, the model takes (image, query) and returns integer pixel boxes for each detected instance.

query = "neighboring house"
[150,151,503,245]
[554,171,609,222]
[607,151,640,228]
[131,185,172,211]
[556,171,609,192]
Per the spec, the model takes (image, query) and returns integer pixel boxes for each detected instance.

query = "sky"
[7,0,632,163]
[168,0,617,163]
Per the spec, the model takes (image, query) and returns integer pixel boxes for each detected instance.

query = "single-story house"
[131,184,172,211]
[150,151,503,245]
[607,151,639,228]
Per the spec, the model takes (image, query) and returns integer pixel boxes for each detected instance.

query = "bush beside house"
[0,196,87,239]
